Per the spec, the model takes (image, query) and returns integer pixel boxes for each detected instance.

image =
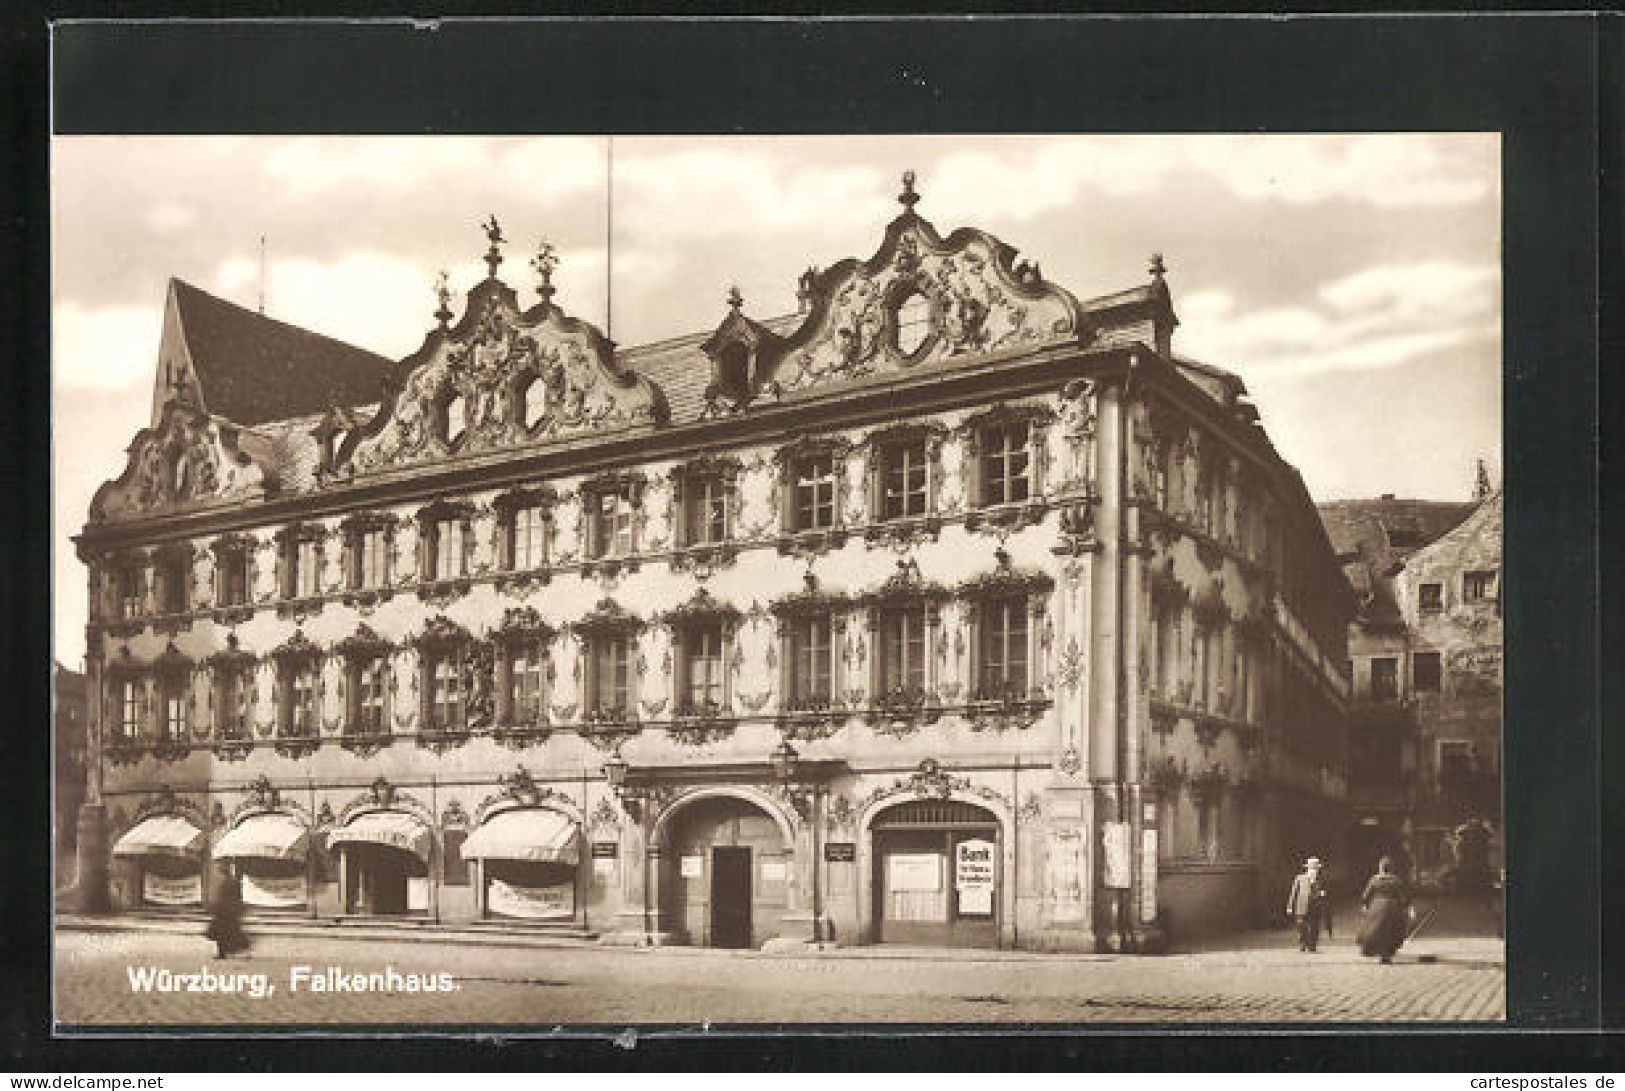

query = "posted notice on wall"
[242,873,307,908]
[143,872,203,906]
[681,854,704,879]
[955,838,995,915]
[887,853,942,892]
[1103,821,1132,890]
[488,878,574,919]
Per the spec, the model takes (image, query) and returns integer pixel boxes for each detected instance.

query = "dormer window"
[518,374,548,431]
[440,389,467,446]
[715,341,751,402]
[169,447,189,496]
[895,291,933,358]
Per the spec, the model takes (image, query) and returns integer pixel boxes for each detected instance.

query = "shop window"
[1413,651,1442,693]
[350,657,389,733]
[215,667,249,740]
[792,453,837,531]
[117,678,144,742]
[427,654,466,732]
[876,604,928,701]
[117,563,147,620]
[589,486,635,560]
[677,624,726,716]
[351,527,389,590]
[1418,582,1443,612]
[509,504,547,571]
[981,422,1031,507]
[217,548,250,607]
[684,476,730,547]
[282,662,319,738]
[785,615,833,712]
[878,439,929,521]
[1371,656,1399,700]
[976,598,1029,700]
[1463,569,1498,603]
[157,553,189,614]
[585,635,632,722]
[506,643,547,724]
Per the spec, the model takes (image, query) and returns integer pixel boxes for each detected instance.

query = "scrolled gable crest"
[90,402,267,525]
[343,282,668,476]
[770,213,1089,397]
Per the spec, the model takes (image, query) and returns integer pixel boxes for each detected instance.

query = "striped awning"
[113,814,206,861]
[326,810,432,863]
[213,813,308,861]
[459,808,579,865]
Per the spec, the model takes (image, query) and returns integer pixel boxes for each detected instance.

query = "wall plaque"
[591,841,619,859]
[824,842,856,862]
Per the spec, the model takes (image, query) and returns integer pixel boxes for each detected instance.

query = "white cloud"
[146,201,198,234]
[262,136,606,205]
[52,302,163,391]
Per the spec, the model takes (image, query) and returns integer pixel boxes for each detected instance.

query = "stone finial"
[531,241,558,306]
[433,270,453,329]
[899,169,920,212]
[1149,252,1168,281]
[481,214,506,278]
[727,284,744,312]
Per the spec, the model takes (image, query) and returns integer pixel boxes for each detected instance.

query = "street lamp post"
[771,740,823,946]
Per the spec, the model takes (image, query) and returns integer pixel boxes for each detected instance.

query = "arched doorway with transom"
[651,787,797,949]
[868,797,1003,948]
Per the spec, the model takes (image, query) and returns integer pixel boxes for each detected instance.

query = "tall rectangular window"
[508,645,546,722]
[1437,740,1474,785]
[293,539,320,598]
[162,678,188,741]
[119,679,142,741]
[158,556,188,614]
[787,615,832,711]
[881,440,929,520]
[681,625,725,713]
[287,663,319,736]
[1463,569,1497,603]
[590,637,631,718]
[511,505,546,570]
[354,657,387,732]
[592,490,634,559]
[216,669,247,738]
[978,599,1029,699]
[433,518,463,581]
[982,423,1031,506]
[431,656,464,730]
[219,550,249,607]
[355,528,389,589]
[686,478,728,546]
[879,606,927,697]
[118,565,146,619]
[794,455,836,531]
[1413,651,1442,693]
[1371,656,1399,700]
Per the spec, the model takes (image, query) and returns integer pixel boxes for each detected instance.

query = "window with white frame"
[217,546,250,607]
[429,653,465,731]
[161,674,188,741]
[117,563,146,620]
[506,642,546,724]
[215,666,249,739]
[876,603,928,701]
[117,677,143,742]
[792,453,837,531]
[677,623,727,715]
[510,504,547,570]
[351,656,388,733]
[283,661,319,737]
[590,487,635,559]
[353,527,390,590]
[977,598,1029,700]
[878,438,929,521]
[785,614,834,712]
[432,516,464,581]
[586,635,632,720]
[981,422,1032,507]
[685,476,729,546]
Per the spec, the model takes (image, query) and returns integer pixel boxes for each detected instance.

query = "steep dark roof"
[173,279,395,427]
[1317,497,1475,628]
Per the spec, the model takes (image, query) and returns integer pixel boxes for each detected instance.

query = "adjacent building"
[73,176,1353,950]
[55,661,88,898]
[1319,483,1503,883]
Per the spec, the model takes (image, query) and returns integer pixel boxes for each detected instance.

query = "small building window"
[510,504,547,570]
[353,528,389,590]
[351,657,388,734]
[785,615,833,712]
[895,292,932,357]
[678,624,726,716]
[429,655,465,732]
[1371,656,1399,700]
[977,598,1029,700]
[877,604,928,700]
[879,439,929,521]
[1418,582,1443,612]
[793,454,836,531]
[285,537,321,599]
[117,564,147,620]
[519,375,548,430]
[161,675,189,742]
[157,554,188,614]
[283,662,319,738]
[586,635,632,721]
[215,667,248,740]
[1192,626,1212,707]
[1413,651,1442,693]
[431,517,465,582]
[218,549,250,607]
[685,477,729,547]
[1463,569,1498,603]
[441,391,467,446]
[506,643,547,724]
[118,678,143,742]
[981,422,1031,507]
[591,487,635,560]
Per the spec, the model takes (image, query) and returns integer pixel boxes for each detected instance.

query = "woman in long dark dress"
[205,870,251,959]
[1357,856,1411,964]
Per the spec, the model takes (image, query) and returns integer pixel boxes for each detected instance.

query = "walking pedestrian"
[1285,856,1330,952]
[205,867,251,959]
[1356,855,1411,964]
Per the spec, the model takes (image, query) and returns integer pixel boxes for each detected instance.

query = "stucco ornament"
[91,402,267,523]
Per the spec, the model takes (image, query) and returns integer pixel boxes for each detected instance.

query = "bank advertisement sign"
[955,838,995,915]
[242,873,308,908]
[488,877,574,919]
[143,872,203,906]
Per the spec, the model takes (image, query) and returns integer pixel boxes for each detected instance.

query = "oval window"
[895,292,932,357]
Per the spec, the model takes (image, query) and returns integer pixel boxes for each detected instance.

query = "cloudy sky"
[51,134,1501,666]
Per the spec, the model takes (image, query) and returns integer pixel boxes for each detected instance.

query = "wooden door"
[710,846,752,948]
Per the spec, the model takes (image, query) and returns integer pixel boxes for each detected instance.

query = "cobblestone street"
[54,924,1505,1027]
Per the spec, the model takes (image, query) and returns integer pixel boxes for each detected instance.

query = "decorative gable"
[340,230,668,478]
[89,401,270,524]
[770,173,1091,396]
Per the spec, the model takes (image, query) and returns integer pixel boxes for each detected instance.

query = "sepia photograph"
[50,133,1506,1027]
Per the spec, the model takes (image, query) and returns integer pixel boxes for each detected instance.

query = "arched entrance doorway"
[658,793,793,949]
[327,810,433,916]
[871,799,1000,948]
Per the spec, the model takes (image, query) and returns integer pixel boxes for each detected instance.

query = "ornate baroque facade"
[75,177,1353,950]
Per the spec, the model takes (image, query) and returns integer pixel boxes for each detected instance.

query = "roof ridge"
[171,278,394,364]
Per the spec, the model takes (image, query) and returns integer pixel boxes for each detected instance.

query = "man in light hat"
[1285,856,1331,952]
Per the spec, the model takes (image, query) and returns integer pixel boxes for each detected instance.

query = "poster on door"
[887,853,942,892]
[488,878,574,919]
[242,873,307,908]
[143,872,202,906]
[955,839,996,916]
[407,877,430,912]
